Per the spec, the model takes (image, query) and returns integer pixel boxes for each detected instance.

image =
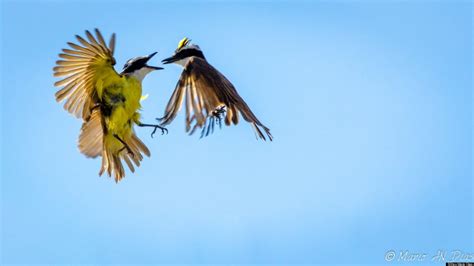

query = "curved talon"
[211,106,226,128]
[212,106,226,117]
[197,106,227,138]
[139,123,168,138]
[150,125,168,138]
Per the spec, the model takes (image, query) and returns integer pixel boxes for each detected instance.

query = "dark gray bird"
[159,37,273,141]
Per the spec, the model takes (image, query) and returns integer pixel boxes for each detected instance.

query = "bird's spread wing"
[54,29,119,120]
[160,57,272,141]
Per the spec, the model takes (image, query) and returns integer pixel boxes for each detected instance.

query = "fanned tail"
[98,132,150,182]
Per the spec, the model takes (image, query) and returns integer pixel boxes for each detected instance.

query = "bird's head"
[121,52,163,81]
[162,37,205,67]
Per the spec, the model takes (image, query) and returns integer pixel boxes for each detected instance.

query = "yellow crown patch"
[177,37,190,50]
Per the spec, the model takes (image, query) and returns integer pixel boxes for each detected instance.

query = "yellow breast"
[97,75,143,137]
[124,77,142,115]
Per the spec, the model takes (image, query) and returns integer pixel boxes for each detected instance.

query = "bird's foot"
[150,125,168,138]
[211,105,226,128]
[138,123,168,138]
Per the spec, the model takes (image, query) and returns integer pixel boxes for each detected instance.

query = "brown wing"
[160,57,272,141]
[53,28,118,120]
[78,108,104,158]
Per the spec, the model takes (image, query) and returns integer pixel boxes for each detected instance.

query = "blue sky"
[1,1,472,265]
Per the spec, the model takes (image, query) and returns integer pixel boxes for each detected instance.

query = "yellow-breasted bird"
[53,29,166,182]
[159,37,273,141]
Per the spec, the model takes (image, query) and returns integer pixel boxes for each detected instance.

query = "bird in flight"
[53,29,166,182]
[159,37,273,141]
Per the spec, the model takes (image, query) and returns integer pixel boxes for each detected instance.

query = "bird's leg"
[114,134,134,157]
[138,123,168,138]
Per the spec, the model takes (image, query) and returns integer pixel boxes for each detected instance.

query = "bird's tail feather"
[98,132,150,182]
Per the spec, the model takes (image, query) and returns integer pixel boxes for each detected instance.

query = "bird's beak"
[161,55,177,64]
[147,52,158,60]
[145,52,164,70]
[147,65,164,70]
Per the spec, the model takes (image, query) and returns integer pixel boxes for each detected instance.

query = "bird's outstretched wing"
[53,29,119,120]
[160,57,272,141]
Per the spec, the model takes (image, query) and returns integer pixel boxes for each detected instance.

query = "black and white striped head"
[162,37,205,67]
[121,52,163,81]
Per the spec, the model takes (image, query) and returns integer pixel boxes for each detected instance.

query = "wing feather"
[75,35,101,53]
[185,77,193,132]
[54,29,119,120]
[62,48,91,57]
[58,53,88,61]
[108,33,116,54]
[95,29,108,48]
[67,42,96,55]
[190,78,206,125]
[78,108,103,158]
[53,67,84,77]
[160,76,186,125]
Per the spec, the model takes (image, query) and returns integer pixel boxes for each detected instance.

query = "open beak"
[161,55,177,65]
[145,52,164,70]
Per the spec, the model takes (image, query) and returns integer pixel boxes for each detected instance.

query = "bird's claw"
[211,106,226,128]
[212,106,226,118]
[151,125,168,138]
